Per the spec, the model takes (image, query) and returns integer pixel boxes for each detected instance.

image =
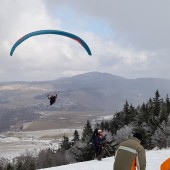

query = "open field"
[0,111,113,160]
[23,111,114,131]
[0,128,83,160]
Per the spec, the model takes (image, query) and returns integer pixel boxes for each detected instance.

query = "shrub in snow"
[70,140,94,162]
[151,121,170,149]
[36,148,69,169]
[0,158,11,170]
[14,153,37,170]
[114,125,133,143]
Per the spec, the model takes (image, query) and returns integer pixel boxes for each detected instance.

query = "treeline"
[59,90,170,163]
[100,90,170,149]
[57,90,170,164]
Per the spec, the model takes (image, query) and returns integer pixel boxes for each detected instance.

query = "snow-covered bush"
[114,125,133,143]
[151,121,170,149]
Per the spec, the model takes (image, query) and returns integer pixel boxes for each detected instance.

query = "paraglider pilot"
[47,94,57,105]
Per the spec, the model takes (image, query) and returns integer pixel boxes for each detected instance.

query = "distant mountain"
[1,71,170,112]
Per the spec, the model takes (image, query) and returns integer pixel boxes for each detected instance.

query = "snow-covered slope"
[38,149,170,170]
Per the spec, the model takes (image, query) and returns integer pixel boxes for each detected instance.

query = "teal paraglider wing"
[10,30,92,56]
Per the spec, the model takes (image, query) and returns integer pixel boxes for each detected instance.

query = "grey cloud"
[44,0,170,50]
[43,0,170,79]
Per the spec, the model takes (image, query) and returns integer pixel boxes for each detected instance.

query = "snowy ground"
[0,129,83,159]
[38,149,170,170]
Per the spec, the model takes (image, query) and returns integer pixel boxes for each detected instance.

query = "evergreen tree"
[60,135,71,150]
[147,97,153,108]
[160,103,168,124]
[15,162,25,170]
[72,130,79,143]
[152,90,162,117]
[71,120,94,162]
[100,121,110,131]
[163,95,170,123]
[100,121,105,131]
[147,98,155,127]
[109,116,119,135]
[104,121,109,131]
[166,95,170,113]
[121,100,136,125]
[81,120,93,142]
[6,163,14,170]
[123,100,130,125]
[133,124,153,149]
[134,103,150,126]
[129,104,136,123]
[109,111,124,134]
[150,90,163,133]
[73,120,94,161]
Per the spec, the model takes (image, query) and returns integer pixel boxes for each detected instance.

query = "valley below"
[1,72,170,160]
[0,110,113,160]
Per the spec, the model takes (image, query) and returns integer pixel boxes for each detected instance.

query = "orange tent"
[161,158,170,170]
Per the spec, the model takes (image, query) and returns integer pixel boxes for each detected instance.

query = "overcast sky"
[1,0,170,81]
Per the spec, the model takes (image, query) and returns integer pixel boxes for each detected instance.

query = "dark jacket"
[93,133,105,155]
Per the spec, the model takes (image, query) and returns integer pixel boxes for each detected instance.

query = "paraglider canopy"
[10,30,92,56]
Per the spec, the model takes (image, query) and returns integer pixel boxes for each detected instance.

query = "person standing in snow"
[92,128,106,160]
[113,132,146,170]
